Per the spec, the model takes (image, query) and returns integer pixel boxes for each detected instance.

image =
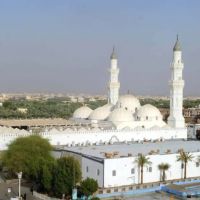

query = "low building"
[17,108,28,114]
[187,124,200,140]
[56,140,200,188]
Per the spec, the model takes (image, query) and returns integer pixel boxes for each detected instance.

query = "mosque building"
[54,37,200,189]
[72,36,185,131]
[0,37,188,151]
[1,37,200,190]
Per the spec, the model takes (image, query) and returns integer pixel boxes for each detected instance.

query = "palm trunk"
[184,162,187,179]
[160,170,162,182]
[163,170,166,182]
[141,166,143,184]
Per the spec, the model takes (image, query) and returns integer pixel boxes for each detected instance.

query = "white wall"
[102,152,200,188]
[42,128,187,146]
[0,128,187,150]
[82,157,104,187]
[0,132,31,150]
[104,157,137,187]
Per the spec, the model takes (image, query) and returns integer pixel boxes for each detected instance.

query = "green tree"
[158,163,170,182]
[40,163,54,192]
[135,154,151,184]
[53,156,82,198]
[177,150,193,179]
[80,178,98,198]
[90,197,100,200]
[2,135,54,187]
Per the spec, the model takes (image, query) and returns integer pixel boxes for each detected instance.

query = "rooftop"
[61,140,200,159]
[0,118,70,127]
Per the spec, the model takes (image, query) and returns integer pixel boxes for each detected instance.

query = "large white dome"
[116,95,141,113]
[73,106,93,119]
[137,104,162,120]
[89,104,113,121]
[108,108,134,123]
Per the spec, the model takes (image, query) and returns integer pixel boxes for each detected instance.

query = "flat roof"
[61,140,200,159]
[0,118,70,127]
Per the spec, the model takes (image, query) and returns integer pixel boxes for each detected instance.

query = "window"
[97,169,100,175]
[86,166,89,172]
[112,170,116,176]
[131,168,135,174]
[146,116,148,120]
[149,167,152,172]
[181,163,184,169]
[196,162,200,167]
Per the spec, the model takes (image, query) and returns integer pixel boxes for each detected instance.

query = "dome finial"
[110,46,117,59]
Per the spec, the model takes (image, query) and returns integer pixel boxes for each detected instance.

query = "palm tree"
[177,150,193,179]
[135,154,151,184]
[158,163,170,182]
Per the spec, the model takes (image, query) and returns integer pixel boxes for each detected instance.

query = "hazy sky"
[0,0,200,96]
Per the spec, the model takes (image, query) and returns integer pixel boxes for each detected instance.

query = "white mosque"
[54,37,200,189]
[72,36,185,131]
[0,37,187,150]
[2,37,200,190]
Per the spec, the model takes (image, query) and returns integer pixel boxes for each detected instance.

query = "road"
[0,180,38,200]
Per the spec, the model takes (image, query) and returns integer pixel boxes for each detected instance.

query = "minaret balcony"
[109,82,120,88]
[169,80,184,87]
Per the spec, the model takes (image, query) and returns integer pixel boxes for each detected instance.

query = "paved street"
[0,180,37,200]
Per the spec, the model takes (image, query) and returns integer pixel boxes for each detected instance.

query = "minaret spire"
[167,36,185,128]
[110,45,117,59]
[108,47,120,105]
[173,34,181,51]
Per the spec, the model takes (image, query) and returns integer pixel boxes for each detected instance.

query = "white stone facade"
[168,37,185,128]
[61,140,200,188]
[0,127,187,151]
[108,49,120,105]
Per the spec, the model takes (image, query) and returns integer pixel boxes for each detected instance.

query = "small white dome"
[89,104,113,121]
[101,103,114,110]
[108,108,134,123]
[137,104,162,120]
[116,95,140,113]
[73,106,93,119]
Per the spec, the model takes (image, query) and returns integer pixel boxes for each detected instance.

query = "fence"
[33,191,61,200]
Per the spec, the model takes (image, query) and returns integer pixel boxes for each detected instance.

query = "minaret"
[108,48,120,105]
[167,36,185,128]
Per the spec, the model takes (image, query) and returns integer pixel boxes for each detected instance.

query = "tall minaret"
[108,48,120,105]
[167,36,185,128]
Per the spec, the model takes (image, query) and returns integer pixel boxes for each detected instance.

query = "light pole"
[7,187,11,198]
[17,172,22,200]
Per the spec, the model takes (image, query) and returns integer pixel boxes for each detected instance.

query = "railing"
[97,176,200,195]
[33,191,61,200]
